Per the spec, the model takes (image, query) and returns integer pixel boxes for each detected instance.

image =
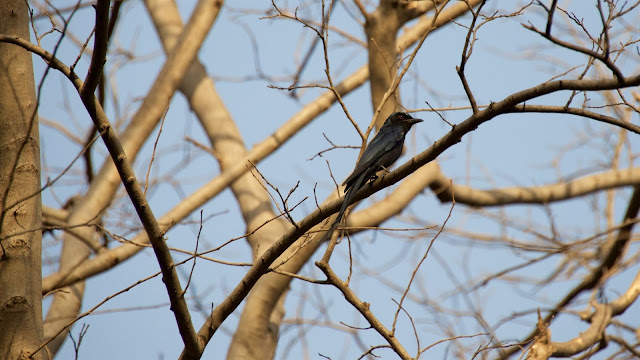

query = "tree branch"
[78,0,109,99]
[500,185,640,360]
[430,168,640,206]
[315,260,413,360]
[523,21,624,81]
[509,104,640,135]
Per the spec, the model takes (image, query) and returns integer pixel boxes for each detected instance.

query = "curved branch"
[551,303,611,357]
[510,104,640,135]
[430,168,640,206]
[548,266,640,357]
[0,34,83,87]
[609,267,640,315]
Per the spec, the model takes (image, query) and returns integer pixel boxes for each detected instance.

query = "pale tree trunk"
[0,1,47,359]
[365,2,404,124]
[143,1,291,358]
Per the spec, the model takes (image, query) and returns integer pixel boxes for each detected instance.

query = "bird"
[318,112,422,243]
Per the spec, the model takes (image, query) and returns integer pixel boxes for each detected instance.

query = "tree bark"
[365,1,406,126]
[0,1,47,359]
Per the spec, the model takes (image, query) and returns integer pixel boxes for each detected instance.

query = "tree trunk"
[0,1,47,359]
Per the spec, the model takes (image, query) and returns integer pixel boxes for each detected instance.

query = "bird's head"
[385,112,423,130]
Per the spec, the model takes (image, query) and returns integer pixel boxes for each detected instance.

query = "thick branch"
[431,168,640,206]
[547,266,640,357]
[609,268,640,315]
[551,303,611,357]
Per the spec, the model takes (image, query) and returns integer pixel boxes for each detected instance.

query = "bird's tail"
[317,172,367,244]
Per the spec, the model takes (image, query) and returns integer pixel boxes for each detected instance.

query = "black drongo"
[319,112,422,242]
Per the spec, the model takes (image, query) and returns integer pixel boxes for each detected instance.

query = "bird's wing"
[342,126,404,187]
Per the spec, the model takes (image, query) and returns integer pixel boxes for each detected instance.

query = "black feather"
[318,112,422,243]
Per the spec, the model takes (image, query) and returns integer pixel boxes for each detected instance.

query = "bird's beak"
[408,118,423,125]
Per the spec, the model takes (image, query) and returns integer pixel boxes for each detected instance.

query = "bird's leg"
[368,166,393,185]
[374,166,393,183]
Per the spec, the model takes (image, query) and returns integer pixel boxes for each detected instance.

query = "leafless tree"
[1,0,639,359]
